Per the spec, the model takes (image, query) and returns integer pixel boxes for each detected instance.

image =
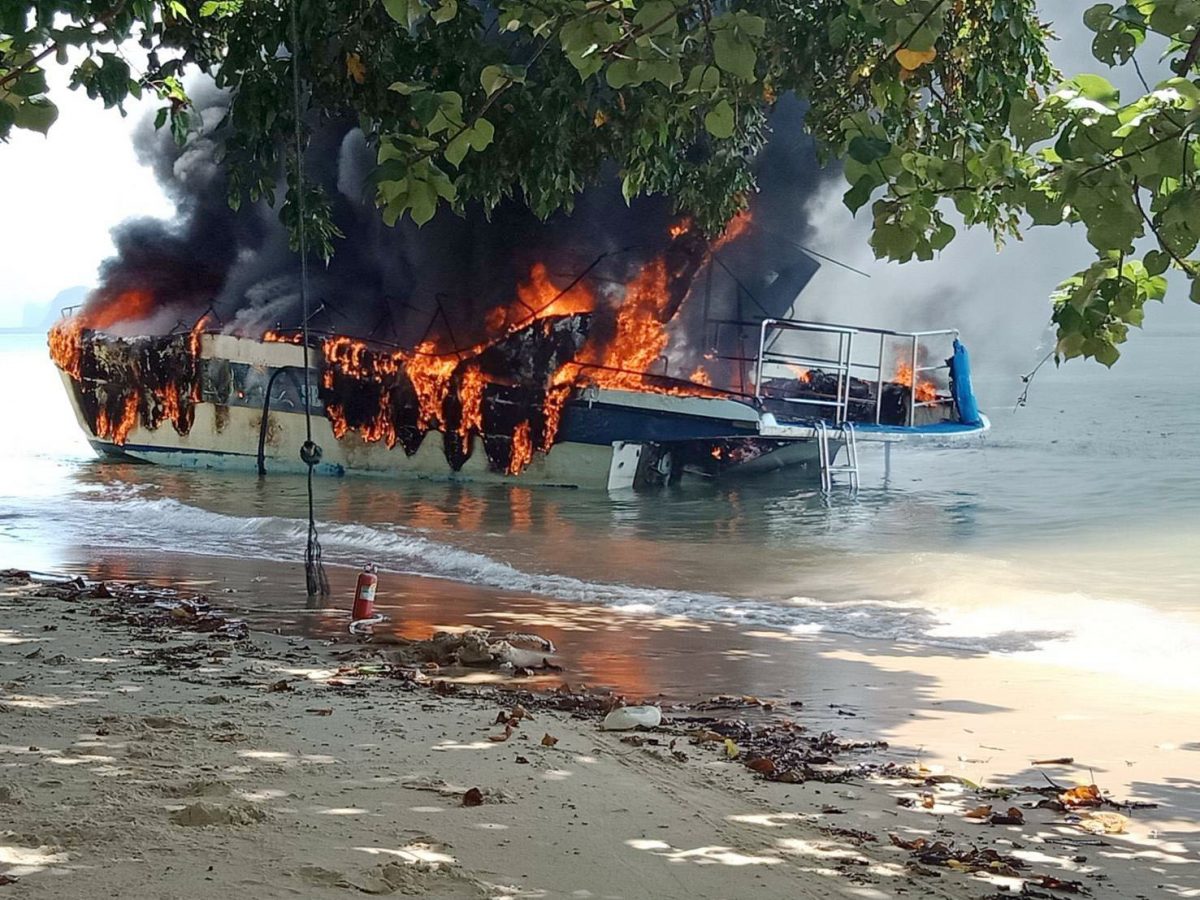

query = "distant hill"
[21,286,90,331]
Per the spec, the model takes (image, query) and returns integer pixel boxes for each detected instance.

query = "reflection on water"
[73,552,860,706]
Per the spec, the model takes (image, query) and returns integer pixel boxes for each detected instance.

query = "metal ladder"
[815,421,860,492]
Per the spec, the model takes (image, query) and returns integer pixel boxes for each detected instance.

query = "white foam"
[31,494,1065,653]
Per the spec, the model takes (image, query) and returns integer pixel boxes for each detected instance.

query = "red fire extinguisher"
[352,564,378,621]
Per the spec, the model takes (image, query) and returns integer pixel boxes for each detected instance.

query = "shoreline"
[1,568,1196,898]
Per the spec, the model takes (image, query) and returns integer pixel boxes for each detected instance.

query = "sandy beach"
[2,568,1196,900]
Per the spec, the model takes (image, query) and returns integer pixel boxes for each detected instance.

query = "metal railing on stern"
[750,318,959,427]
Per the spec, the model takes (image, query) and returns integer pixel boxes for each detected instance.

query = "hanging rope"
[290,0,329,598]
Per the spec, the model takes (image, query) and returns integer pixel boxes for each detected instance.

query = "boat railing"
[751,318,959,426]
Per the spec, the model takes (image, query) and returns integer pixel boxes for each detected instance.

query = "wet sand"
[15,550,1200,892]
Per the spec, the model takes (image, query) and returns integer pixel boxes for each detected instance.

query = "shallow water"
[1,327,1198,690]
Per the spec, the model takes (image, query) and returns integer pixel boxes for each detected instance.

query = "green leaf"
[843,174,875,213]
[480,65,506,97]
[1144,249,1170,276]
[199,0,243,16]
[828,14,848,48]
[388,81,427,95]
[9,68,48,98]
[1191,278,1200,304]
[444,119,493,167]
[170,108,190,144]
[1009,96,1055,148]
[930,218,956,251]
[713,29,756,81]
[0,100,16,137]
[1093,342,1120,366]
[431,0,457,24]
[382,0,426,29]
[704,99,735,139]
[499,65,527,85]
[1082,3,1114,32]
[643,59,682,88]
[408,177,438,225]
[424,91,464,134]
[694,65,720,93]
[382,0,407,22]
[432,174,456,203]
[95,55,131,108]
[606,58,641,89]
[378,172,409,205]
[12,97,58,134]
[847,135,891,164]
[469,117,494,151]
[632,0,677,37]
[444,131,470,167]
[621,171,637,204]
[1067,73,1120,106]
[736,13,766,37]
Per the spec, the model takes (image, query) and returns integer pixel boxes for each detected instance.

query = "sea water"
[1,325,1197,690]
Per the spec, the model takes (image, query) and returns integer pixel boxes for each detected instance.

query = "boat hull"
[56,330,987,490]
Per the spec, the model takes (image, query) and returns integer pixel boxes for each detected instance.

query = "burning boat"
[49,226,988,490]
[48,91,989,490]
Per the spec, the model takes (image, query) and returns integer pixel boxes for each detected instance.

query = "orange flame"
[668,217,694,238]
[894,362,938,403]
[95,392,139,444]
[161,382,182,431]
[486,262,597,335]
[457,363,486,453]
[49,292,209,446]
[405,342,460,430]
[320,335,403,446]
[49,290,161,380]
[48,316,85,379]
[711,209,752,251]
[540,384,572,452]
[263,329,304,344]
[595,257,671,376]
[508,420,533,475]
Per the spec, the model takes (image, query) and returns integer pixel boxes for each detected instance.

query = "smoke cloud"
[88,82,833,376]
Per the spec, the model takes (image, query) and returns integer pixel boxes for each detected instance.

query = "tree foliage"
[3,0,1199,363]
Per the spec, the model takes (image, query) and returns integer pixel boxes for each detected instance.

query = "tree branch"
[0,44,57,91]
[0,0,128,92]
[1133,178,1196,275]
[1180,27,1200,75]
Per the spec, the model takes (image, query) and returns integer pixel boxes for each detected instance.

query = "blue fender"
[949,339,982,426]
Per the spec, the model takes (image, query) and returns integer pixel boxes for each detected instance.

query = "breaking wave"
[48,495,1063,653]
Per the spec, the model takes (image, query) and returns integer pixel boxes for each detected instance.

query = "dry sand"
[1,572,1197,900]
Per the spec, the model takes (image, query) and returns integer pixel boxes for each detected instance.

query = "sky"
[0,64,172,323]
[0,2,1195,360]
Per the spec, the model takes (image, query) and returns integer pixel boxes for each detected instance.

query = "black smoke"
[89,81,832,374]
